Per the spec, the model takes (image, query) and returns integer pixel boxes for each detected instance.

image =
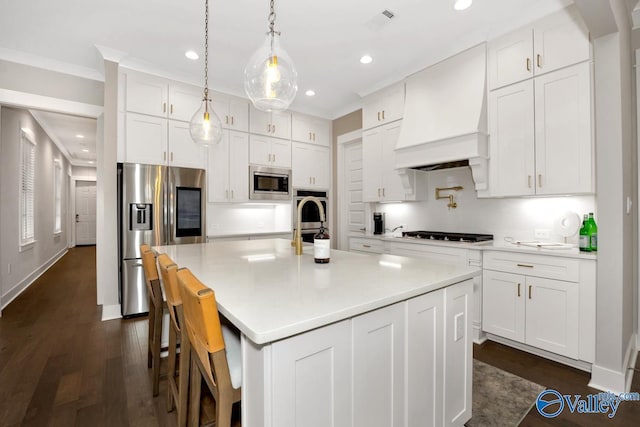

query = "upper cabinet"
[292,142,330,190]
[125,70,202,122]
[362,82,405,130]
[249,106,291,139]
[212,94,249,132]
[488,6,590,90]
[208,130,249,203]
[249,134,291,168]
[125,112,206,169]
[291,113,331,146]
[362,121,426,202]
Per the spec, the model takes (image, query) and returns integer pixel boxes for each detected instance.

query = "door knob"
[75,214,80,223]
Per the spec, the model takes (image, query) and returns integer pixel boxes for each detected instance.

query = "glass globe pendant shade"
[244,32,298,112]
[189,98,223,146]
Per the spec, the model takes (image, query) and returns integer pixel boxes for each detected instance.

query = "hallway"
[0,247,175,426]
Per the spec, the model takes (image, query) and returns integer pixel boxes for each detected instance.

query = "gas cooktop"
[402,231,493,243]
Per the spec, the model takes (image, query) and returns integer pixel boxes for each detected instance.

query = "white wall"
[207,203,292,236]
[0,107,70,308]
[372,167,596,244]
[72,166,97,178]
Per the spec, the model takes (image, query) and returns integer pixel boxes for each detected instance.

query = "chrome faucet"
[292,196,326,255]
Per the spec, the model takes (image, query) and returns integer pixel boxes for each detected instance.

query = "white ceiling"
[0,0,575,162]
[30,110,97,166]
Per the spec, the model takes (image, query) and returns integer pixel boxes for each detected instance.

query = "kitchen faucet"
[292,196,326,255]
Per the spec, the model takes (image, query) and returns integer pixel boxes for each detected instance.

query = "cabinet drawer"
[349,238,383,254]
[483,250,579,282]
[388,242,467,266]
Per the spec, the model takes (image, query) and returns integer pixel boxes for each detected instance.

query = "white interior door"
[76,181,97,245]
[345,141,365,234]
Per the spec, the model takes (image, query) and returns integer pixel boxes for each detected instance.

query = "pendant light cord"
[268,0,277,35]
[203,0,209,106]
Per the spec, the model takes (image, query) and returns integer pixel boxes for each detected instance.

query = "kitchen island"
[154,238,479,427]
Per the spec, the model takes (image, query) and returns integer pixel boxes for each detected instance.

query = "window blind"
[54,160,62,234]
[20,129,36,246]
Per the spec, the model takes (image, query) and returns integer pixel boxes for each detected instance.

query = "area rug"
[466,359,546,427]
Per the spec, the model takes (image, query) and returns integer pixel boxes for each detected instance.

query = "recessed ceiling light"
[185,50,199,60]
[75,134,85,139]
[453,0,472,11]
[360,55,373,64]
[88,160,95,164]
[305,90,316,97]
[82,149,90,153]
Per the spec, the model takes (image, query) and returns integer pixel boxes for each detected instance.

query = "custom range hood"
[395,44,488,190]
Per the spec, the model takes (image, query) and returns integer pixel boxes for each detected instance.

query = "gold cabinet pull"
[170,104,174,114]
[231,116,234,125]
[225,115,229,125]
[517,263,534,268]
[226,190,229,199]
[529,285,532,299]
[382,110,385,120]
[309,131,312,140]
[528,175,532,188]
[537,54,542,68]
[526,58,531,72]
[517,283,521,297]
[231,190,234,199]
[363,244,371,248]
[272,153,276,162]
[382,188,385,197]
[267,124,271,133]
[272,124,276,133]
[163,151,167,161]
[538,174,542,187]
[377,111,381,121]
[171,152,173,162]
[163,102,167,113]
[313,132,316,141]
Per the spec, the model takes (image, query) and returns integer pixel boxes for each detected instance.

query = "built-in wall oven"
[293,190,329,243]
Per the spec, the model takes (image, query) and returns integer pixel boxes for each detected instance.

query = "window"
[53,159,62,234]
[20,128,36,248]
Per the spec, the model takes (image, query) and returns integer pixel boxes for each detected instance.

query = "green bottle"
[588,212,597,252]
[579,214,590,252]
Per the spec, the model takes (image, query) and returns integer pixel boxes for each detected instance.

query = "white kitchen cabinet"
[353,302,405,427]
[482,251,587,360]
[207,130,249,202]
[407,291,444,427]
[489,61,592,196]
[271,320,352,427]
[125,69,201,122]
[349,237,384,254]
[125,112,206,168]
[249,105,291,139]
[291,142,330,189]
[363,121,416,202]
[488,6,589,90]
[362,82,405,130]
[291,113,331,146]
[212,93,249,132]
[363,82,405,131]
[249,134,291,168]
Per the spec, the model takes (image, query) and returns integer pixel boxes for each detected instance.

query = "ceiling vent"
[366,9,396,31]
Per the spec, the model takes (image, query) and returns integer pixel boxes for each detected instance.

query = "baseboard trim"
[485,334,592,372]
[1,248,68,310]
[473,325,487,344]
[101,304,122,321]
[589,333,638,394]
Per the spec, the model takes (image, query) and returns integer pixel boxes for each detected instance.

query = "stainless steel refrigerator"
[117,163,206,317]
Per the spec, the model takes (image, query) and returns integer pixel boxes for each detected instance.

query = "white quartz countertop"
[154,239,480,345]
[349,232,596,259]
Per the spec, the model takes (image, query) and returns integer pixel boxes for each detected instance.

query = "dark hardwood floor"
[0,246,638,426]
[475,341,640,426]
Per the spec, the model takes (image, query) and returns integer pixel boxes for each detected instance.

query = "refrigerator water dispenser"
[130,203,152,231]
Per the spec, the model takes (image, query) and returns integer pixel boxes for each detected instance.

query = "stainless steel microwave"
[249,165,291,200]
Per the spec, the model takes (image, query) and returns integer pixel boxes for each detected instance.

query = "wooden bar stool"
[157,253,190,427]
[141,244,164,397]
[176,268,242,427]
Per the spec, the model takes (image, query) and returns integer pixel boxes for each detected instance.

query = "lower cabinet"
[482,250,593,362]
[266,280,473,427]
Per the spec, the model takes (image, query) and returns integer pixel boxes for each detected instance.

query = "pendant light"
[190,0,223,146]
[244,0,298,112]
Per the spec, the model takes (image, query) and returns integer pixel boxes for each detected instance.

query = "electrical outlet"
[534,229,550,239]
[454,312,464,341]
